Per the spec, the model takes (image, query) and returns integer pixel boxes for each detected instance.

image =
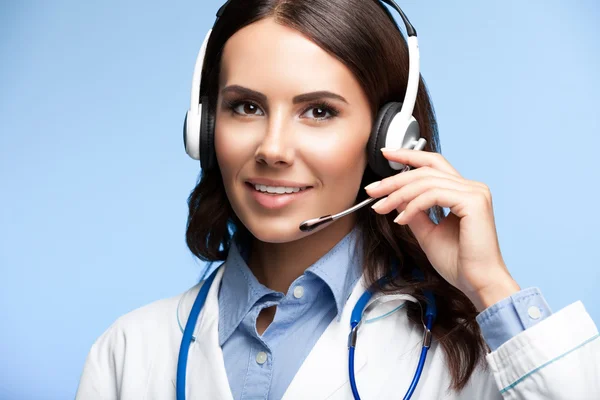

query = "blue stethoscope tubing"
[176,266,436,400]
[176,267,219,400]
[348,284,436,400]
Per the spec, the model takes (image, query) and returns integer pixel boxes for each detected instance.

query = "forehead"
[219,17,362,102]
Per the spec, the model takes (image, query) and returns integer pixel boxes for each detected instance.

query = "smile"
[253,184,310,194]
[245,182,313,210]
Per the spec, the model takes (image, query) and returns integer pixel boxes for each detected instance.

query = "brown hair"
[186,0,488,392]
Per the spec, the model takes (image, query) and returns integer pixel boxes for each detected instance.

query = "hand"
[365,148,520,311]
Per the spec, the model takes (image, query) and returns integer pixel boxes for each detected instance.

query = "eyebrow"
[220,85,349,104]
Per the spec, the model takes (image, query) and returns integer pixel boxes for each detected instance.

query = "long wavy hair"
[185,0,488,392]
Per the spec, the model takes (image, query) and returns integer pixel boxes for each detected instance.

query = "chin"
[240,214,310,244]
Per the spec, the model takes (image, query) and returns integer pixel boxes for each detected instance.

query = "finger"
[380,148,460,177]
[365,166,483,199]
[394,187,478,225]
[371,176,474,215]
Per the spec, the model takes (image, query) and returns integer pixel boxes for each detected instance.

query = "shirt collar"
[217,240,275,346]
[304,227,363,319]
[217,226,363,345]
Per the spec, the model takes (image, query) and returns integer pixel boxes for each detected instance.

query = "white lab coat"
[76,264,600,399]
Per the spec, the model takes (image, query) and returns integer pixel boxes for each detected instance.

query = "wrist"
[469,277,521,312]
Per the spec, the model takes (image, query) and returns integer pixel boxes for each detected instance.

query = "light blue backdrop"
[1,1,598,398]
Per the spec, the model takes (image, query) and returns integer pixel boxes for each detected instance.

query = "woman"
[76,0,600,399]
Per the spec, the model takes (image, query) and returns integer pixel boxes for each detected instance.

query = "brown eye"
[300,104,338,121]
[312,108,328,119]
[232,101,264,116]
[243,103,259,114]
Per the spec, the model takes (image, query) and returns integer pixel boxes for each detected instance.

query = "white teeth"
[253,184,307,194]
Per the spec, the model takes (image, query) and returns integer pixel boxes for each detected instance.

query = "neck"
[248,216,358,293]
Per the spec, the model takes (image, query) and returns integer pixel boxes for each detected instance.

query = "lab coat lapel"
[183,265,234,400]
[282,276,369,400]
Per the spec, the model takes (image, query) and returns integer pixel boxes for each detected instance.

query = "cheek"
[214,120,253,177]
[214,126,235,176]
[305,129,369,187]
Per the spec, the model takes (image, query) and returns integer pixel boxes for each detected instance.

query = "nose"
[254,112,295,168]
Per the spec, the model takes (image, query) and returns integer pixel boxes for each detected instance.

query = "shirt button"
[528,306,542,320]
[256,351,268,365]
[293,285,305,299]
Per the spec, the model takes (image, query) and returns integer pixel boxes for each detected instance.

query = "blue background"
[1,1,598,398]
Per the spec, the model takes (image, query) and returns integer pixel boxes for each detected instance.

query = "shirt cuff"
[475,287,553,351]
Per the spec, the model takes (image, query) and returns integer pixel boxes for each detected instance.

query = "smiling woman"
[75,1,600,399]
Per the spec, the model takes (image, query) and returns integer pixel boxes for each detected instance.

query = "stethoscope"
[176,264,437,400]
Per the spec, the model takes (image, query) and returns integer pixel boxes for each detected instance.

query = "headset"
[183,0,426,179]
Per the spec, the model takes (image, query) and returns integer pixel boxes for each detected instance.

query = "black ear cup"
[183,112,188,154]
[199,95,216,171]
[367,101,404,178]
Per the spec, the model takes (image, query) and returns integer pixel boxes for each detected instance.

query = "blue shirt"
[218,228,363,399]
[217,228,552,399]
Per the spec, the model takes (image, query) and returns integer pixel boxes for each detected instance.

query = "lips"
[245,182,313,210]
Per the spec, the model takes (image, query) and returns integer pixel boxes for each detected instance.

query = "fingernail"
[394,211,405,223]
[364,181,380,190]
[380,147,394,152]
[371,197,387,210]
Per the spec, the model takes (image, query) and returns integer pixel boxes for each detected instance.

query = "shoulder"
[105,282,203,343]
[76,282,205,398]
[84,281,207,368]
[96,264,226,346]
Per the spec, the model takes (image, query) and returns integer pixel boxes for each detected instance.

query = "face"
[215,17,373,243]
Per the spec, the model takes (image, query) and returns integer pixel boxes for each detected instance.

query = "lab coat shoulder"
[75,281,204,400]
